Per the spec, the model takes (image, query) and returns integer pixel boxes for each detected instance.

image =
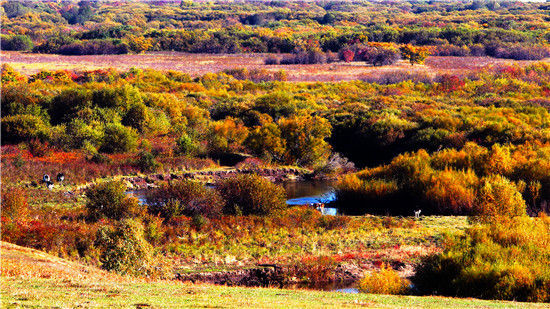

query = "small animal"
[315,203,325,213]
[414,209,422,219]
[57,173,65,182]
[43,174,50,182]
[45,181,54,190]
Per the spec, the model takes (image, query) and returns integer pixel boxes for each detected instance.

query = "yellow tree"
[399,44,429,66]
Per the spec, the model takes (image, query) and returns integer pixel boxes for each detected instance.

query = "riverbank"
[5,276,547,308]
[4,240,547,308]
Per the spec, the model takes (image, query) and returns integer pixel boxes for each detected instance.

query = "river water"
[128,180,338,214]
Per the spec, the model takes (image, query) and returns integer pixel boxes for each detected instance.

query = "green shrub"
[100,123,138,153]
[175,133,198,156]
[95,218,156,276]
[146,180,224,220]
[64,118,104,149]
[48,89,91,125]
[134,150,162,173]
[359,264,410,294]
[413,215,550,302]
[122,103,150,132]
[85,180,142,221]
[1,34,33,51]
[1,114,50,144]
[216,174,287,216]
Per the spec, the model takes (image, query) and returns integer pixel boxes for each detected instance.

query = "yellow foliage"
[358,263,410,294]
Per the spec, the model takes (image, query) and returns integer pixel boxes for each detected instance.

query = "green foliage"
[279,114,332,168]
[413,215,550,302]
[100,123,138,153]
[146,180,224,220]
[215,174,287,216]
[1,114,50,144]
[134,151,163,173]
[64,118,104,150]
[49,89,91,125]
[95,218,156,276]
[254,92,296,120]
[1,34,33,51]
[175,133,198,156]
[122,103,150,132]
[85,181,142,221]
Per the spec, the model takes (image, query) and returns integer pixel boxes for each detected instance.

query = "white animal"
[46,181,54,190]
[315,203,325,213]
[414,209,421,219]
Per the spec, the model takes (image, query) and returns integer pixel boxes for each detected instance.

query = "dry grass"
[3,51,546,82]
[0,241,116,282]
[2,241,548,308]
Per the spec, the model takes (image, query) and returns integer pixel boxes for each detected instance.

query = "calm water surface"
[128,180,337,213]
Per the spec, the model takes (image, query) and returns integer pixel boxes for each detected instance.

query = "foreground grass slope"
[1,241,548,309]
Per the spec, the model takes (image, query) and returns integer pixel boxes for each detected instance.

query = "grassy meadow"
[3,241,547,309]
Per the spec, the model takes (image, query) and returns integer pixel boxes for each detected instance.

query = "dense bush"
[278,114,332,167]
[413,215,550,302]
[215,174,287,216]
[335,143,548,216]
[175,134,198,156]
[1,114,50,144]
[146,180,224,220]
[359,264,410,294]
[280,50,334,65]
[57,40,129,55]
[1,35,33,51]
[99,123,138,153]
[1,187,29,221]
[474,175,526,220]
[486,43,550,61]
[346,44,401,66]
[95,218,157,276]
[134,151,163,173]
[85,180,142,221]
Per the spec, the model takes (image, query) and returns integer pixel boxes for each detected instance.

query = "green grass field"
[2,241,548,309]
[3,277,549,309]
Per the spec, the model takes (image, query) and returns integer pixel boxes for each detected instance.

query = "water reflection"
[283,180,337,215]
[128,180,338,214]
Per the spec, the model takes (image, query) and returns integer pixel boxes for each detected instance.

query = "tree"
[245,122,286,162]
[399,44,429,65]
[1,114,50,144]
[1,35,33,51]
[100,123,138,153]
[85,180,142,221]
[95,219,156,276]
[215,174,287,216]
[474,175,526,220]
[278,114,332,167]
